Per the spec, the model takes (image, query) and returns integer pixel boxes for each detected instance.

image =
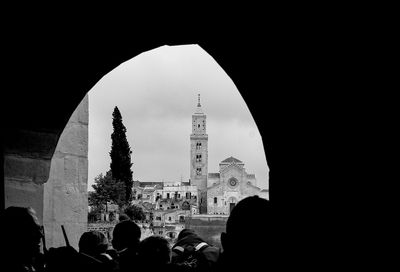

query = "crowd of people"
[0,195,270,272]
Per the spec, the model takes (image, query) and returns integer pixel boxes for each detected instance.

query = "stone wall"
[43,95,88,249]
[4,178,44,222]
[3,129,60,223]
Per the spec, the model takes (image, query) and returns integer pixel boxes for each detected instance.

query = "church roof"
[221,156,243,164]
[208,173,220,178]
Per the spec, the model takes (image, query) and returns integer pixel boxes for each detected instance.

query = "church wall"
[247,176,257,186]
[221,166,246,186]
[207,175,219,188]
[240,183,261,198]
[224,191,241,204]
[258,190,269,200]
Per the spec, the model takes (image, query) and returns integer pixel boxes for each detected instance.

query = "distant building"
[207,156,267,214]
[157,183,198,202]
[130,94,268,218]
[189,95,268,214]
[90,95,268,246]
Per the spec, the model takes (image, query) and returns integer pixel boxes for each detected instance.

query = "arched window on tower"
[196,142,202,150]
[214,197,217,204]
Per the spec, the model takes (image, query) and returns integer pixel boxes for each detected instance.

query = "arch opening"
[40,44,269,249]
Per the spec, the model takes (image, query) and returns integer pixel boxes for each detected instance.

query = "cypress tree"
[110,106,133,204]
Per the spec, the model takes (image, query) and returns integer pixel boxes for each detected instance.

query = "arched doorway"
[227,197,238,213]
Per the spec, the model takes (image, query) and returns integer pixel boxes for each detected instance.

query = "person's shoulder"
[203,245,220,253]
[201,245,220,262]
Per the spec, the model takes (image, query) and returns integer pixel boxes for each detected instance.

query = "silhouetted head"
[79,231,108,256]
[138,236,171,268]
[112,220,141,252]
[118,214,130,222]
[173,228,205,249]
[177,228,196,241]
[221,196,270,263]
[0,206,43,263]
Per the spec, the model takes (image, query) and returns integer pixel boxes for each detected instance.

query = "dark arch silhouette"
[1,14,364,269]
[1,16,353,270]
[2,28,286,206]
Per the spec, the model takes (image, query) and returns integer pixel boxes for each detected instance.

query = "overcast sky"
[88,44,269,191]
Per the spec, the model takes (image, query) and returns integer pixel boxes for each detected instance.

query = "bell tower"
[190,94,208,214]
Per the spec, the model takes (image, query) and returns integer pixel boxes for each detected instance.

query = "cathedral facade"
[190,95,267,215]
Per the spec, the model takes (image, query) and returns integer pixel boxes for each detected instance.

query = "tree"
[89,171,127,210]
[110,106,133,204]
[124,204,146,222]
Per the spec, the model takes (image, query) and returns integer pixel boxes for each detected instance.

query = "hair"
[138,236,171,267]
[118,214,130,222]
[112,220,141,251]
[79,231,108,256]
[177,228,196,241]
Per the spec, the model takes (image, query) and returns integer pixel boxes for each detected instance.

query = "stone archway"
[2,29,277,249]
[227,196,238,203]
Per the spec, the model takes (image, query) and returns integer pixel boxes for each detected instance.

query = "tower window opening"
[214,197,217,204]
[196,142,202,150]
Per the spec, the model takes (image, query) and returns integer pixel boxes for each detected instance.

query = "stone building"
[190,94,209,214]
[129,95,268,218]
[153,209,191,226]
[157,182,198,201]
[132,181,198,209]
[152,209,189,244]
[189,95,268,214]
[207,157,265,214]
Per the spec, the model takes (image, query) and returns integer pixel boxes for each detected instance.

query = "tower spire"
[195,93,203,114]
[197,93,201,107]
